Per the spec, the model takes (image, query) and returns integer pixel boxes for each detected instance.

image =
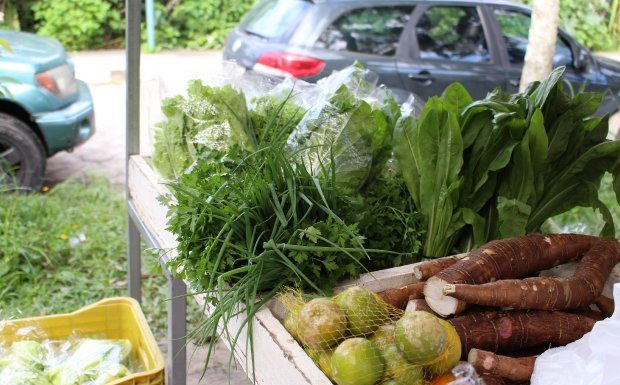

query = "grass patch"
[0,174,201,341]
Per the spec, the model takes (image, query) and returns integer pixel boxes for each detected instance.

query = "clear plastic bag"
[285,64,402,192]
[530,283,620,385]
[0,322,140,385]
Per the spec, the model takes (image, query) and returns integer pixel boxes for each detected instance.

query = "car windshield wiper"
[243,29,267,40]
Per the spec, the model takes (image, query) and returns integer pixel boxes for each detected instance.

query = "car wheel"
[0,113,46,190]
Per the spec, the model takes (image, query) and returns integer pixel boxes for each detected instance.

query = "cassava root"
[413,255,462,281]
[480,374,506,385]
[443,239,620,311]
[377,282,425,309]
[424,234,601,316]
[468,349,536,382]
[595,295,615,317]
[448,309,595,355]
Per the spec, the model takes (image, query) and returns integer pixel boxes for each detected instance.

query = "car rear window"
[240,0,311,41]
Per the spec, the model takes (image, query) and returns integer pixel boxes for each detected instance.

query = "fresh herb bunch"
[164,140,403,370]
[249,94,307,145]
[395,67,620,257]
[343,169,424,268]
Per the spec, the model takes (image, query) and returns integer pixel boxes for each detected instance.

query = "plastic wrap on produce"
[316,63,378,99]
[286,64,401,191]
[0,321,140,385]
[531,283,620,385]
[151,62,418,184]
[152,77,254,179]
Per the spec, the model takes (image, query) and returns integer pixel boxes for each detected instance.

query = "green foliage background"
[519,0,620,51]
[1,0,254,51]
[1,0,617,52]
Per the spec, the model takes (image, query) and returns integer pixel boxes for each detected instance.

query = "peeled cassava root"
[468,349,536,382]
[448,309,595,355]
[443,239,620,310]
[424,234,601,316]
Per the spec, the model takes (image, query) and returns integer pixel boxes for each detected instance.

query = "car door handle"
[408,71,434,82]
[509,79,519,87]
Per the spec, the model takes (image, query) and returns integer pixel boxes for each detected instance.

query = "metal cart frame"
[124,1,188,384]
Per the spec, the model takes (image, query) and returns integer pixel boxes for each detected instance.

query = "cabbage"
[47,339,133,385]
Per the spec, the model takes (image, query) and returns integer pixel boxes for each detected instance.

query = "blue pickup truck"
[0,30,95,189]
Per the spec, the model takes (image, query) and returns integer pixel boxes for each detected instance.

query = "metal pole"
[146,0,156,51]
[168,277,187,385]
[126,0,142,301]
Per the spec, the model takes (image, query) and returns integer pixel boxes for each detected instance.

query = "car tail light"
[256,51,324,78]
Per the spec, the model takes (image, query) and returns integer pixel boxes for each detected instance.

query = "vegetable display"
[0,339,137,385]
[149,63,620,384]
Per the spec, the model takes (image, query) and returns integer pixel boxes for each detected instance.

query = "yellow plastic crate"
[0,297,165,385]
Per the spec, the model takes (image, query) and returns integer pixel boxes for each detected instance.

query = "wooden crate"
[128,155,620,384]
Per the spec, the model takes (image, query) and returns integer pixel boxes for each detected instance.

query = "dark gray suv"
[223,0,620,116]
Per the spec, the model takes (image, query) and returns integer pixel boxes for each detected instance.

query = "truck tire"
[0,113,46,190]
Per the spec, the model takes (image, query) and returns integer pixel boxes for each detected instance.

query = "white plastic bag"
[531,283,620,385]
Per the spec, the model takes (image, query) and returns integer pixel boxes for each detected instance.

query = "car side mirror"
[574,49,589,71]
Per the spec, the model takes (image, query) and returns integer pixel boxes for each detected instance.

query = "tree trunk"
[519,0,560,92]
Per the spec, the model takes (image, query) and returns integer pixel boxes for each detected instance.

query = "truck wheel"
[0,113,46,190]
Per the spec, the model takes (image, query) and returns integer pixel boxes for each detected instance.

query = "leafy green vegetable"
[287,84,398,192]
[0,339,133,385]
[394,96,464,257]
[152,82,253,179]
[395,66,620,257]
[46,339,133,385]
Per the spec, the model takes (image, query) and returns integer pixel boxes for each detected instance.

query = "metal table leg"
[168,277,187,385]
[127,201,188,385]
[127,216,142,301]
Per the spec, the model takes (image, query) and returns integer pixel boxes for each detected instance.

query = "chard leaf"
[460,108,491,149]
[441,83,473,116]
[460,208,486,248]
[532,66,565,108]
[570,92,603,119]
[496,109,547,237]
[393,114,421,208]
[544,110,575,167]
[497,197,531,237]
[529,140,620,231]
[415,98,464,257]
